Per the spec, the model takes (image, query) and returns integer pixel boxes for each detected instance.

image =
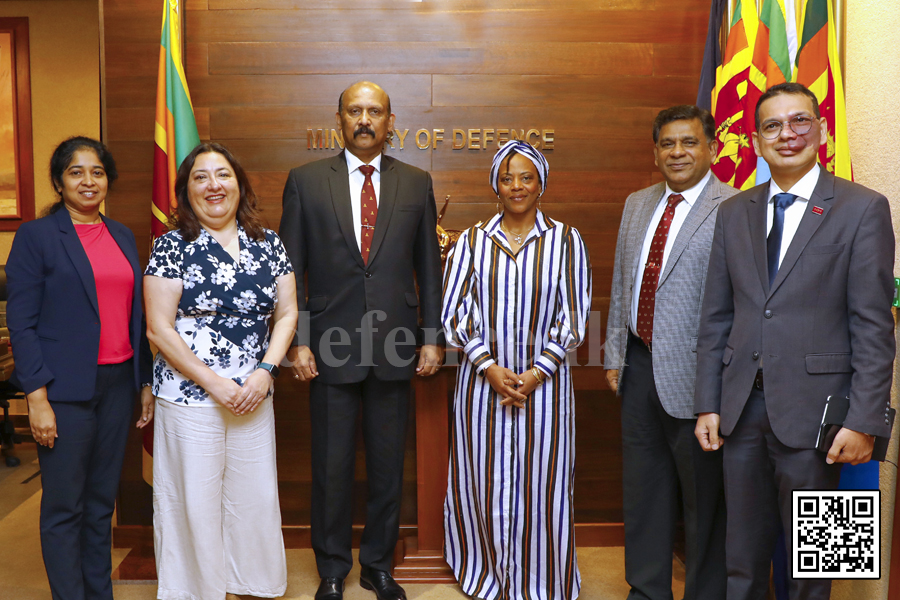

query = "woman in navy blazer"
[6,137,152,600]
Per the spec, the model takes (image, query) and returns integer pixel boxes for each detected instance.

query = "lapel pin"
[812,206,824,216]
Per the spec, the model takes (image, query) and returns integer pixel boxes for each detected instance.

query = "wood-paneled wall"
[104,0,709,534]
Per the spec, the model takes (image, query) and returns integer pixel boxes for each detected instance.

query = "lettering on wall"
[307,128,555,151]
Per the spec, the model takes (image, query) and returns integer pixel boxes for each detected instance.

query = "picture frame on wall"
[0,17,33,230]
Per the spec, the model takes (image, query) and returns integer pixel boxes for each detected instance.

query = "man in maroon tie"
[279,81,444,600]
[605,105,737,600]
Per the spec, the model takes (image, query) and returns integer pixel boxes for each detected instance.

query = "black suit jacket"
[7,208,151,400]
[695,171,895,447]
[279,152,443,384]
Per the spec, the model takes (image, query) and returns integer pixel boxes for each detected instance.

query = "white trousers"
[153,397,287,600]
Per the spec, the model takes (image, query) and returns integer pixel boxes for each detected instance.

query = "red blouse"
[75,223,135,364]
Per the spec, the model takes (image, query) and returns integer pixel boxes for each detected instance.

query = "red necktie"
[359,165,377,265]
[636,193,684,346]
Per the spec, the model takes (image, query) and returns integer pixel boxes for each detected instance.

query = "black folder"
[815,395,895,462]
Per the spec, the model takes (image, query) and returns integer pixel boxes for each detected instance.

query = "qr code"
[793,490,880,579]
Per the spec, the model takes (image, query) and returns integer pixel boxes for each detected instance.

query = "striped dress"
[442,210,592,600]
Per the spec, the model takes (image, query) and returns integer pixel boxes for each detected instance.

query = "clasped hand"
[207,370,271,416]
[485,364,543,409]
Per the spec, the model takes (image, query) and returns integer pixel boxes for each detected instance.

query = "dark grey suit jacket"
[694,170,895,448]
[279,152,443,384]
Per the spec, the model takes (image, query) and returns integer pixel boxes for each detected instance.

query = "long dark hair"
[170,142,265,242]
[45,136,118,215]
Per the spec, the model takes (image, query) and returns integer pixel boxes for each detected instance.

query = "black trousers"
[621,334,727,600]
[309,370,410,578]
[723,387,842,600]
[37,361,133,600]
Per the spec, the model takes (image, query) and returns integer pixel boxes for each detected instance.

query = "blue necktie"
[767,193,797,287]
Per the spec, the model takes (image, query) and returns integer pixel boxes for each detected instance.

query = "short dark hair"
[171,142,265,242]
[652,105,716,144]
[755,82,820,130]
[338,81,392,116]
[47,136,118,214]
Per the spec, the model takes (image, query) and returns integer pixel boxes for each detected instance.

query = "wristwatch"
[258,362,280,379]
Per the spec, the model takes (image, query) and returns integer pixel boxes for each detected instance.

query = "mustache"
[354,126,376,138]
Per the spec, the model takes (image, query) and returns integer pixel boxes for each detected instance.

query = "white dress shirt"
[630,170,712,334]
[345,150,382,251]
[766,163,820,268]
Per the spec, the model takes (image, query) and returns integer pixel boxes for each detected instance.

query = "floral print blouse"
[145,225,294,406]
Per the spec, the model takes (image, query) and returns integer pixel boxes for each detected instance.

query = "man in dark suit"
[279,81,444,600]
[694,82,895,600]
[606,105,732,600]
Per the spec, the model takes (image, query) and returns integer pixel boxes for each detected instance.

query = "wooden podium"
[391,371,456,583]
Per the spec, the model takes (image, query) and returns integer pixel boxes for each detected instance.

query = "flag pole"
[146,0,201,486]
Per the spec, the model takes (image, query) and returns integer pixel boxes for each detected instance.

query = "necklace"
[500,220,529,245]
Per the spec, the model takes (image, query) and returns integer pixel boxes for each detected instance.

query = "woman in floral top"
[145,143,298,600]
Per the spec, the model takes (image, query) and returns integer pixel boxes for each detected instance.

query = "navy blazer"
[7,208,150,401]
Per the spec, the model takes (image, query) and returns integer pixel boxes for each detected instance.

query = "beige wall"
[837,3,900,599]
[0,0,100,262]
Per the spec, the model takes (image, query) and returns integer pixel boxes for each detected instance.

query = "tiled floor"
[0,442,685,600]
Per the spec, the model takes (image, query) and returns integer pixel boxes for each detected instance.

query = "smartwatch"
[258,362,280,379]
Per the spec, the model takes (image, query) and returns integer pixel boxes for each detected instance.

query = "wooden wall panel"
[207,42,655,76]
[654,43,708,77]
[210,0,712,10]
[206,106,658,141]
[433,74,699,107]
[189,74,433,107]
[188,9,707,45]
[211,0,662,10]
[104,0,708,539]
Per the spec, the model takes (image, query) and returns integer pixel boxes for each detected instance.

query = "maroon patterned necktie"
[636,193,684,346]
[359,165,377,264]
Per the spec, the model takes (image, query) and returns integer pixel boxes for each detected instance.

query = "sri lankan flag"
[795,0,852,180]
[750,0,800,186]
[146,0,200,485]
[152,0,200,238]
[710,0,760,190]
[753,0,793,90]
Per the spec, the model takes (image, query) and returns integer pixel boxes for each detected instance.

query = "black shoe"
[316,576,345,600]
[359,566,407,600]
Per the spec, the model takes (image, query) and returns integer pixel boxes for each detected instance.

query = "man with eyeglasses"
[694,82,895,600]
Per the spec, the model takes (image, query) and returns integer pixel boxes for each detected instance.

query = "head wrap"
[490,140,550,196]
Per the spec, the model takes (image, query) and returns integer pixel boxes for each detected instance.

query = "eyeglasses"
[759,115,816,140]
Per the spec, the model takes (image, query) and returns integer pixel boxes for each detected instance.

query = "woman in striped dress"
[442,141,592,600]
